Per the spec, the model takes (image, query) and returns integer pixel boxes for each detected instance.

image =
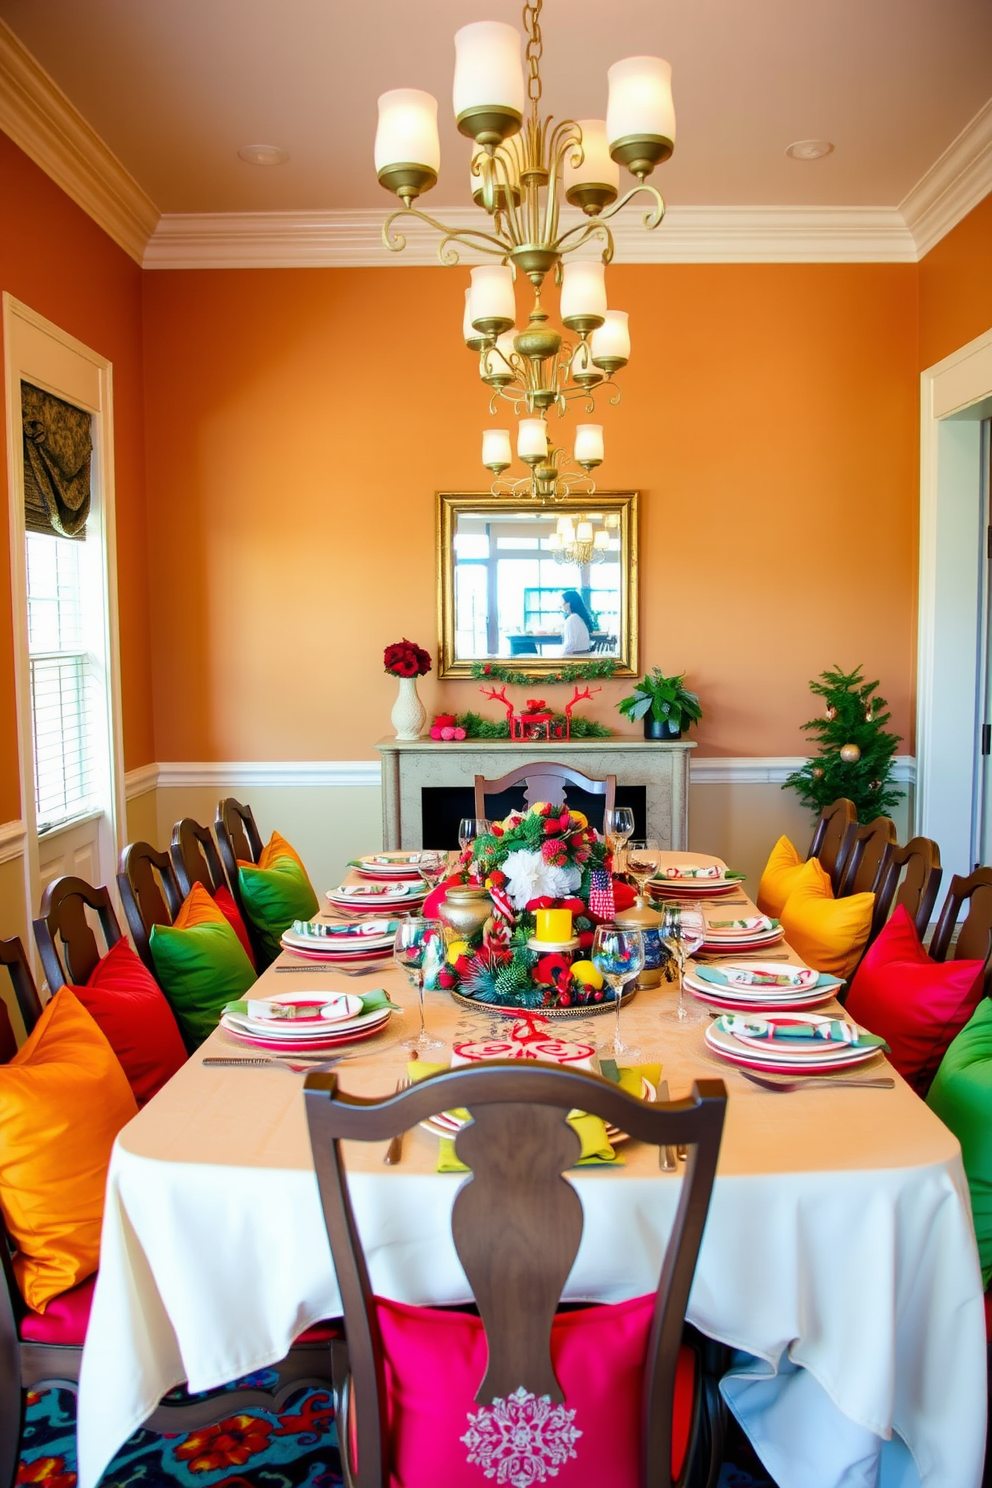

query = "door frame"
[916,325,992,881]
[2,293,126,942]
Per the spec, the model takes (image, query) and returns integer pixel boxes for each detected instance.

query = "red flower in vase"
[383,638,432,677]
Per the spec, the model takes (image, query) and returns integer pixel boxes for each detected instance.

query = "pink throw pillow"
[371,1292,695,1487]
[214,884,257,970]
[68,939,187,1104]
[846,904,986,1095]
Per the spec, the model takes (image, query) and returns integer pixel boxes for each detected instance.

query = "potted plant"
[617,669,702,740]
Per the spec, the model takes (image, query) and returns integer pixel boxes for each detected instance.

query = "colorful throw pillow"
[149,882,256,1047]
[67,938,187,1104]
[927,998,992,1285]
[756,836,806,918]
[373,1292,695,1488]
[847,905,985,1096]
[213,883,257,970]
[0,988,137,1311]
[237,830,319,963]
[778,858,874,979]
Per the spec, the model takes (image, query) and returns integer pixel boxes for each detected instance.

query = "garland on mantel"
[470,659,620,687]
[455,710,613,740]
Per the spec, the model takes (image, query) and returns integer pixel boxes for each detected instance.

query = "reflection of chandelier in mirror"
[483,419,604,502]
[549,512,619,565]
[374,0,675,497]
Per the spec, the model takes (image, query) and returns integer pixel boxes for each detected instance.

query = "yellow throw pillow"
[779,858,874,979]
[756,836,806,918]
[0,988,138,1311]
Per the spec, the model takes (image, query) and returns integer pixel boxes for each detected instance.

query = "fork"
[738,1069,895,1093]
[383,1077,412,1164]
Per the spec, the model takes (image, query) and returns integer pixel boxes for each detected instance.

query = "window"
[25,531,97,830]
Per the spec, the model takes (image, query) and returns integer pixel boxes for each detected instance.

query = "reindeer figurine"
[479,682,603,741]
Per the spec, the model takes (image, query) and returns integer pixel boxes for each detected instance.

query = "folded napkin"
[715,1013,888,1049]
[706,915,775,935]
[347,855,423,868]
[655,864,722,880]
[695,964,836,991]
[225,987,401,1021]
[333,882,420,898]
[289,918,397,939]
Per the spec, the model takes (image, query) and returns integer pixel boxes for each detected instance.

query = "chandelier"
[549,512,618,565]
[483,420,603,503]
[373,1,675,498]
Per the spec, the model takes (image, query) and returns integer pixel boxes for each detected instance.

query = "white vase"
[390,674,427,740]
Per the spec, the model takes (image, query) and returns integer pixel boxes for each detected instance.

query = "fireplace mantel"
[375,737,694,850]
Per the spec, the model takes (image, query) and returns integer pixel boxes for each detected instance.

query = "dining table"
[76,853,987,1488]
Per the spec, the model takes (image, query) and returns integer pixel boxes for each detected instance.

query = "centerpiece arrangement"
[427,802,639,1014]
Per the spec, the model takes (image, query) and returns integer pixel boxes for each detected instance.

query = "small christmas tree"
[784,665,904,822]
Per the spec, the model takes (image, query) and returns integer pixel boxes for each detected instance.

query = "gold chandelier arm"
[543,119,582,246]
[597,180,667,231]
[382,206,512,263]
[491,148,526,246]
[553,215,615,263]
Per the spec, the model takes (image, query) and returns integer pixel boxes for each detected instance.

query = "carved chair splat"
[473,763,617,829]
[117,842,185,971]
[170,817,229,898]
[32,878,122,992]
[807,798,858,893]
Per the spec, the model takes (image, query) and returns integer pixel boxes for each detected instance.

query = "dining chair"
[170,816,230,897]
[807,798,858,892]
[869,837,942,943]
[836,816,898,900]
[117,842,185,971]
[304,1064,728,1488]
[592,634,618,653]
[32,877,123,992]
[214,798,268,963]
[474,763,617,829]
[929,868,992,994]
[0,938,43,1043]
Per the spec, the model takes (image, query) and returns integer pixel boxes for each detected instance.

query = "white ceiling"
[1,0,990,218]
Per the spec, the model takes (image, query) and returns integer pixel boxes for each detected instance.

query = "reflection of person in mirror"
[560,589,593,655]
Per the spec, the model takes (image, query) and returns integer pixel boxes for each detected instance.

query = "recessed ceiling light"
[785,139,834,161]
[238,144,289,166]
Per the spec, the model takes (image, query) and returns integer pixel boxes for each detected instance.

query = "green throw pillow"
[927,996,992,1286]
[150,917,256,1048]
[238,849,319,964]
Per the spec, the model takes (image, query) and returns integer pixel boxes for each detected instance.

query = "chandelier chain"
[523,0,543,106]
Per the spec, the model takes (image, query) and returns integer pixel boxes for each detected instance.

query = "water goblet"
[458,818,491,852]
[658,902,706,1022]
[603,806,635,875]
[393,917,445,1051]
[591,925,645,1060]
[625,838,659,907]
[416,849,449,896]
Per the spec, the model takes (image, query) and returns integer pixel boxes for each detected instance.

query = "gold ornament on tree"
[839,743,861,763]
[825,705,838,720]
[865,706,874,723]
[811,766,825,779]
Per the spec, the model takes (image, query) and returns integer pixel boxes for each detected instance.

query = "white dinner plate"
[683,975,834,1011]
[221,1006,391,1048]
[704,1019,879,1073]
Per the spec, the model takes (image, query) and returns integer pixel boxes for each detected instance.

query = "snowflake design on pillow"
[461,1386,581,1485]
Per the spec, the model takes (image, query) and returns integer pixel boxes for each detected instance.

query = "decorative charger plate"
[450,987,636,1020]
[704,1018,880,1073]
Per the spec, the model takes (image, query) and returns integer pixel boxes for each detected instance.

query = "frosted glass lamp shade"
[470,265,516,336]
[556,516,575,542]
[482,330,517,386]
[454,22,524,146]
[375,89,440,200]
[518,418,549,462]
[482,428,512,472]
[606,57,675,177]
[591,310,630,372]
[576,520,594,544]
[548,532,562,551]
[593,530,610,549]
[564,120,620,214]
[471,150,521,211]
[463,289,486,351]
[574,424,604,467]
[559,261,607,335]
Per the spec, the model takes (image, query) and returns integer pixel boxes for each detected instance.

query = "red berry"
[558,993,572,1008]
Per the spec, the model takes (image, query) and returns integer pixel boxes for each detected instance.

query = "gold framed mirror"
[436,490,638,679]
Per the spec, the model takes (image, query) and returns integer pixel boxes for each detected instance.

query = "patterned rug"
[18,1379,776,1487]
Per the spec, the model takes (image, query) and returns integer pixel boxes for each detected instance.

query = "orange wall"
[918,191,992,370]
[0,132,155,824]
[142,261,919,762]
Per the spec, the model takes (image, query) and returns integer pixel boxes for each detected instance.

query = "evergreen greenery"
[454,710,611,739]
[783,665,904,822]
[469,659,619,686]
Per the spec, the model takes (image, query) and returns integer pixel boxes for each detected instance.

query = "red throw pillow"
[372,1292,695,1487]
[68,940,188,1104]
[213,884,257,970]
[846,904,986,1095]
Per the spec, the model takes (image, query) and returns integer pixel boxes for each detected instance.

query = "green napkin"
[695,965,842,992]
[714,1013,888,1050]
[225,987,402,1019]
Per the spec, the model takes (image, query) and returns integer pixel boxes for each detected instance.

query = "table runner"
[77,863,986,1488]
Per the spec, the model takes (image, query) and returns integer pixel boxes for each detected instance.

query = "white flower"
[502,849,582,911]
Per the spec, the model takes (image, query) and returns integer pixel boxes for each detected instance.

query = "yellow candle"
[534,908,573,943]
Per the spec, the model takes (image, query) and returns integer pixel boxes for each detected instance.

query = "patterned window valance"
[22,381,92,538]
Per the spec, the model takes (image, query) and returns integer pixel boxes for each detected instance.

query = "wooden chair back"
[929,868,992,993]
[836,816,898,900]
[117,842,185,971]
[807,798,858,891]
[304,1064,727,1488]
[170,817,229,897]
[870,837,942,942]
[0,938,42,1045]
[215,797,263,889]
[32,878,122,991]
[473,763,617,827]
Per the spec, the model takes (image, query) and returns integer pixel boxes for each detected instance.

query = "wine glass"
[416,849,449,896]
[625,838,659,907]
[603,806,635,875]
[394,917,445,1051]
[658,902,706,1022]
[458,818,491,851]
[591,925,645,1060]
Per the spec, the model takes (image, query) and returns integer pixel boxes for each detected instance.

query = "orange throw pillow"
[756,836,806,918]
[779,858,874,979]
[0,988,137,1311]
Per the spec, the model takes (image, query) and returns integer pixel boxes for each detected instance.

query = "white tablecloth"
[77,933,987,1487]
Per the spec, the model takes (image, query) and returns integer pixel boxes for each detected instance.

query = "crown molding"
[900,99,992,259]
[0,17,158,265]
[143,203,917,269]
